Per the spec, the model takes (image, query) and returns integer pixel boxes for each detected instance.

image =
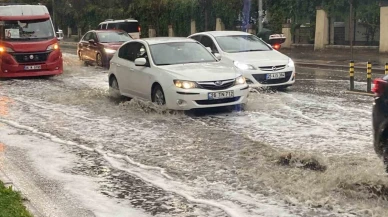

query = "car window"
[199,35,218,53]
[118,42,145,62]
[90,32,98,42]
[215,35,272,53]
[190,35,201,42]
[82,32,91,41]
[149,42,216,66]
[118,43,131,60]
[102,24,107,29]
[96,31,132,43]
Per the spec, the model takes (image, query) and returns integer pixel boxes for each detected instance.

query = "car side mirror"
[88,39,96,44]
[135,58,147,66]
[214,53,222,61]
[206,47,212,53]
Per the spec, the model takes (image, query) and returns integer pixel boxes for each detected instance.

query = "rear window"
[109,22,139,33]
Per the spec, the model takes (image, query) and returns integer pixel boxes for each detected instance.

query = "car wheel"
[78,51,83,60]
[96,53,103,67]
[109,76,121,98]
[152,85,166,106]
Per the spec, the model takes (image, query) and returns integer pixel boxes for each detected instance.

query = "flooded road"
[0,53,387,217]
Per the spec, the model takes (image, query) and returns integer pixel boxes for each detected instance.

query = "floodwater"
[0,53,387,217]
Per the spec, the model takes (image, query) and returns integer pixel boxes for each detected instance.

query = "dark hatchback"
[77,30,132,68]
[372,76,388,172]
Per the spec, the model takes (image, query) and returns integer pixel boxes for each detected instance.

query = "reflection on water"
[0,96,12,117]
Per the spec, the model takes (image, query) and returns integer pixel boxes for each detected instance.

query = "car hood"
[224,50,290,66]
[102,42,123,50]
[160,62,240,81]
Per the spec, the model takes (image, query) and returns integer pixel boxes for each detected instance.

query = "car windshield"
[97,31,132,43]
[215,35,271,53]
[0,19,54,41]
[149,42,216,66]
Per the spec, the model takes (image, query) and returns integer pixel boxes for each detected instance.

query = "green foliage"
[0,181,32,217]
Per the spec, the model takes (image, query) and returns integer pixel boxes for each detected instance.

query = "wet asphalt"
[0,49,386,217]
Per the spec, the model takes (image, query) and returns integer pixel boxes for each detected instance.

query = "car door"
[131,43,153,100]
[79,32,91,60]
[113,43,133,96]
[115,42,142,97]
[88,32,99,62]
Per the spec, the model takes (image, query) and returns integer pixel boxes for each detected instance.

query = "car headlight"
[0,46,14,53]
[235,76,246,85]
[47,43,59,51]
[288,58,295,68]
[234,61,256,70]
[104,48,116,54]
[174,80,197,89]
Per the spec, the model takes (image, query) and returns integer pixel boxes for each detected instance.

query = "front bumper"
[242,68,296,88]
[0,57,63,78]
[164,84,249,110]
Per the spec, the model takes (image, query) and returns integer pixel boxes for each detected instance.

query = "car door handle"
[116,64,121,67]
[129,68,134,71]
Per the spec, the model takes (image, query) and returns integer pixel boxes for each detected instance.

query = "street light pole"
[258,0,263,34]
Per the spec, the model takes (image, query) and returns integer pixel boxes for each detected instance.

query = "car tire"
[152,85,166,106]
[96,53,103,67]
[109,76,121,98]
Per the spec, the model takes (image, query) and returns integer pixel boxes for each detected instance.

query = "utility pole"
[258,0,263,34]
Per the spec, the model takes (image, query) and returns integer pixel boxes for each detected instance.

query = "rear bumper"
[0,57,63,78]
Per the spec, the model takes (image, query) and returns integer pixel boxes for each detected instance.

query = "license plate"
[24,65,41,70]
[266,72,285,80]
[208,91,234,100]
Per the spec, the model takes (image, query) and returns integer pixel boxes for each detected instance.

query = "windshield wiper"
[238,49,266,52]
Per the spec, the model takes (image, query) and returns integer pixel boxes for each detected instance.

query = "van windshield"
[0,19,54,41]
[114,22,139,33]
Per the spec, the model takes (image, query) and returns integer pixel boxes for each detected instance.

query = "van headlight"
[174,80,197,89]
[234,61,255,70]
[47,43,59,51]
[235,76,246,85]
[288,58,295,68]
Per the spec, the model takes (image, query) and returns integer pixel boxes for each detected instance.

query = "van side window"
[102,24,107,29]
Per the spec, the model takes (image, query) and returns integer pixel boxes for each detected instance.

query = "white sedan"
[108,37,249,110]
[188,31,296,90]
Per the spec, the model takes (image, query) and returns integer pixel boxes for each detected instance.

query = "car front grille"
[197,79,235,90]
[259,65,286,71]
[252,71,293,84]
[195,97,241,105]
[12,51,51,64]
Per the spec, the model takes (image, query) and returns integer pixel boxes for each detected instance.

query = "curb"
[344,90,374,97]
[295,62,386,74]
[0,169,44,217]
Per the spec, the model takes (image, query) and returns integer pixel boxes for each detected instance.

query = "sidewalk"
[282,47,388,73]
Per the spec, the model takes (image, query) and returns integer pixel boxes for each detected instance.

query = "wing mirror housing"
[88,39,96,44]
[135,58,147,66]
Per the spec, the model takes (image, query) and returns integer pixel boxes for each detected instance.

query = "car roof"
[99,19,138,24]
[195,31,252,37]
[91,29,127,33]
[141,37,197,45]
[0,5,49,17]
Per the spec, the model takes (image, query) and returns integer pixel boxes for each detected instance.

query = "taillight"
[372,78,388,96]
[273,44,281,50]
[138,26,141,32]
